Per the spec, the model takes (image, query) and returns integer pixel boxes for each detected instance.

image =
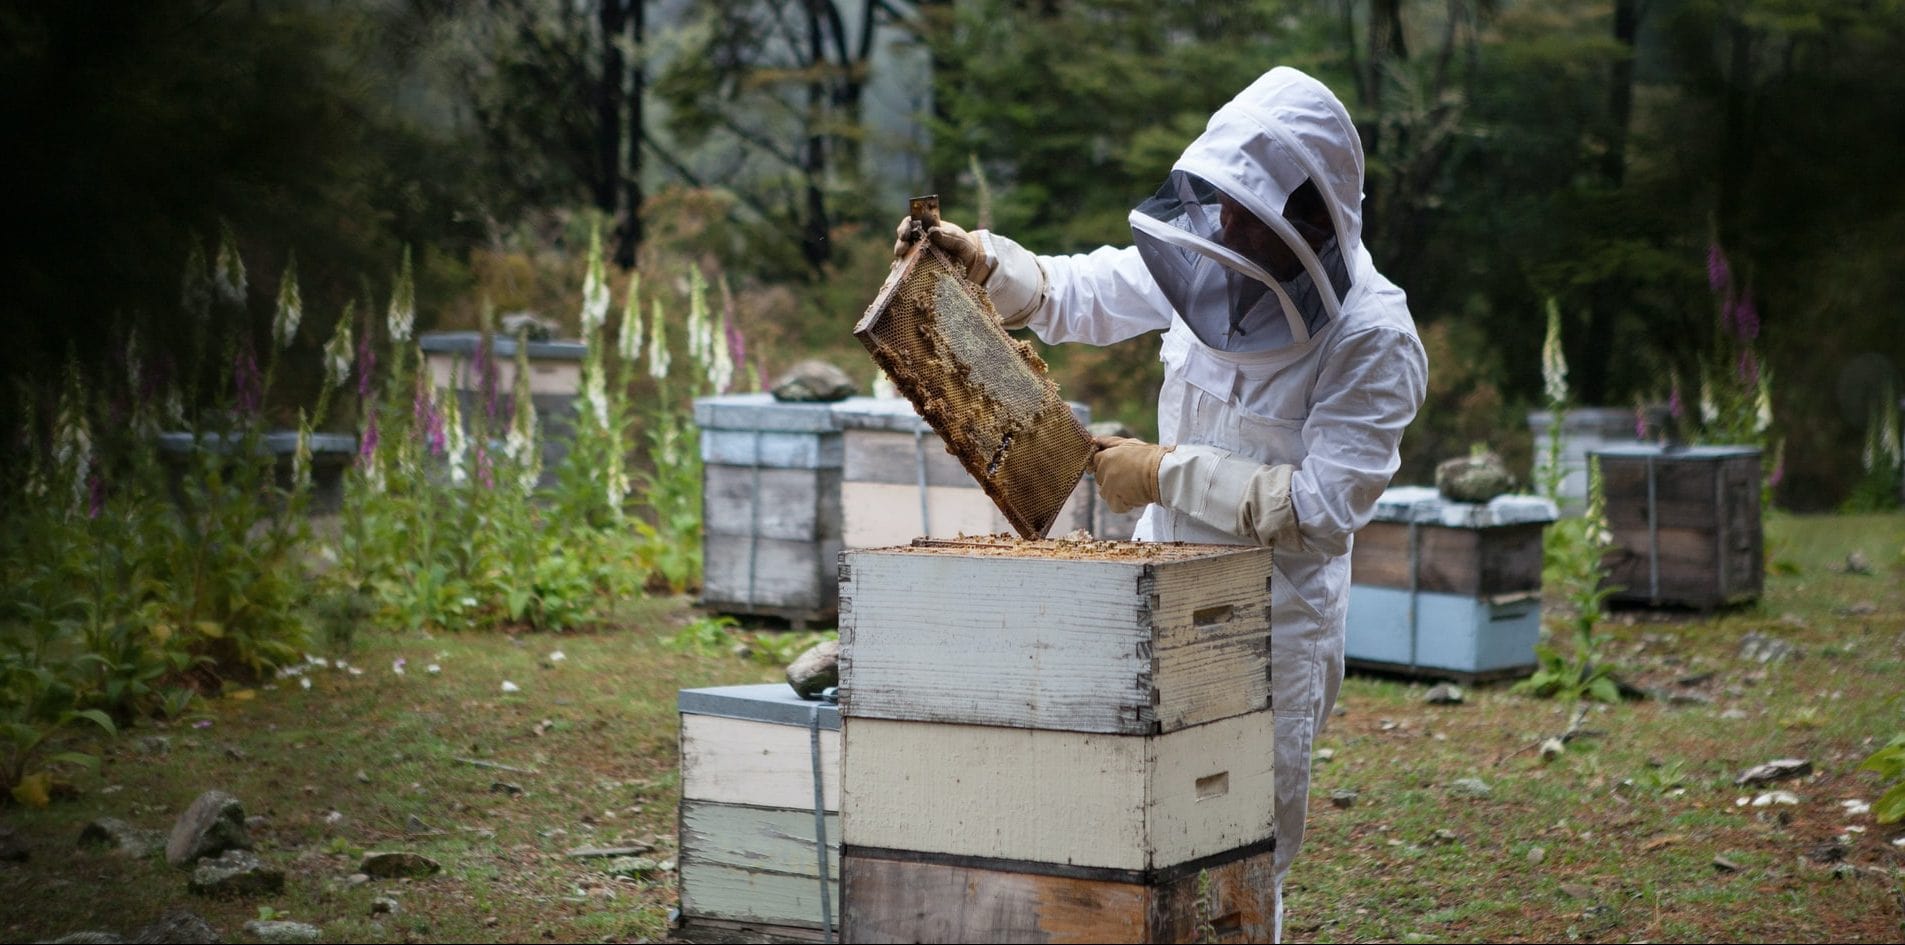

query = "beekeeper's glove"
[893,217,992,284]
[1091,436,1173,514]
[893,216,1050,330]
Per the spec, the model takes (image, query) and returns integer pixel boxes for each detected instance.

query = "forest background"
[4,0,1902,510]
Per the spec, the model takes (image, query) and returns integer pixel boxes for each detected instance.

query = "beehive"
[1345,486,1557,680]
[833,397,1094,547]
[838,538,1274,735]
[837,536,1279,943]
[1591,444,1763,609]
[694,395,844,626]
[855,235,1094,539]
[676,684,840,940]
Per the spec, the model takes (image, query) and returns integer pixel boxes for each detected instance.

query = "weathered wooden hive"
[695,395,844,627]
[1590,444,1763,609]
[676,684,840,940]
[1345,486,1557,680]
[837,537,1279,944]
[854,222,1095,539]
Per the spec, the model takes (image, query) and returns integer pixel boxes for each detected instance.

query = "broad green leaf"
[1873,782,1905,825]
[1588,677,1621,704]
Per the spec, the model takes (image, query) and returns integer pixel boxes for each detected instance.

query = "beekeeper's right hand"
[893,217,992,284]
[891,216,1049,329]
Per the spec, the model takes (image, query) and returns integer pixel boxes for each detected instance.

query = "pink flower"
[1736,348,1759,387]
[233,340,263,417]
[1634,407,1650,440]
[358,411,380,466]
[1707,243,1730,295]
[475,439,494,490]
[1732,295,1759,342]
[356,321,377,400]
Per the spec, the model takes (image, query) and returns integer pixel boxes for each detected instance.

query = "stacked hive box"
[419,331,587,489]
[695,395,845,626]
[695,394,1101,625]
[676,684,840,940]
[1590,444,1762,609]
[831,397,1095,547]
[1346,486,1557,680]
[837,538,1279,944]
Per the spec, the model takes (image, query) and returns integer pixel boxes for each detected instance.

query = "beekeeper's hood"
[1129,67,1364,354]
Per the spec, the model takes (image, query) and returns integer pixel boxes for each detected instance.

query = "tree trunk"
[594,0,626,221]
[801,0,832,270]
[615,0,644,269]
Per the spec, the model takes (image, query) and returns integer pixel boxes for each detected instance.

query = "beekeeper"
[897,66,1427,939]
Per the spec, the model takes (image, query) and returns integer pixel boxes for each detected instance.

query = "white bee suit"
[978,67,1428,941]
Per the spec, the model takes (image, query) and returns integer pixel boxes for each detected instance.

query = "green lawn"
[2,513,1902,943]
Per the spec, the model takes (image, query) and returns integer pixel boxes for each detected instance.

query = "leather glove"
[1091,435,1173,514]
[893,216,993,284]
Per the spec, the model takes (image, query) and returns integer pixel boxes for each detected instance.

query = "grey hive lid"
[677,683,839,730]
[1589,444,1761,460]
[417,331,587,361]
[693,393,843,434]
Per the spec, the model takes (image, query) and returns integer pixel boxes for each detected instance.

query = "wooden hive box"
[836,537,1278,943]
[1591,444,1763,609]
[1345,486,1557,679]
[677,684,840,940]
[833,397,1096,546]
[694,394,845,626]
[842,842,1276,944]
[838,538,1273,736]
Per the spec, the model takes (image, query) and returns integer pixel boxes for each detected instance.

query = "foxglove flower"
[1706,242,1730,295]
[709,305,735,394]
[443,385,467,485]
[686,268,709,365]
[582,365,609,430]
[1737,348,1759,387]
[1754,375,1773,434]
[387,247,416,344]
[233,340,264,418]
[1732,294,1759,343]
[355,311,378,400]
[324,307,355,390]
[292,410,314,493]
[273,253,302,349]
[647,297,670,381]
[580,227,610,336]
[1540,299,1569,407]
[214,227,247,307]
[617,276,644,363]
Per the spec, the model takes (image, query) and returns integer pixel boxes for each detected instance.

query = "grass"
[2,513,1902,943]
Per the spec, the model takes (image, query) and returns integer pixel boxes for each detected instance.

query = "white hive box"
[1346,486,1557,679]
[676,684,840,939]
[832,397,1097,546]
[695,395,845,626]
[838,539,1274,735]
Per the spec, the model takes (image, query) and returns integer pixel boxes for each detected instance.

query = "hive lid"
[1370,485,1559,528]
[854,202,1094,539]
[677,683,840,730]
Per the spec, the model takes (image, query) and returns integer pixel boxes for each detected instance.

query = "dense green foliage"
[6,0,1902,504]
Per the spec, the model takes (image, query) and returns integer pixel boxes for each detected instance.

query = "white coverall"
[975,67,1428,939]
